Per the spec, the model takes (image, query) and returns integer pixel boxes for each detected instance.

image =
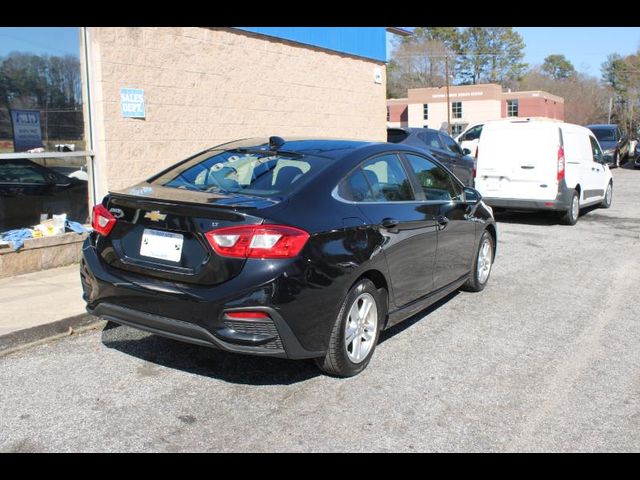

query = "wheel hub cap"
[477,238,492,284]
[344,293,378,363]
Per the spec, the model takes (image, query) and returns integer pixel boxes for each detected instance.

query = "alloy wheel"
[344,293,378,363]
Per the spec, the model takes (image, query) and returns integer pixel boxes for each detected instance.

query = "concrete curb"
[0,313,106,357]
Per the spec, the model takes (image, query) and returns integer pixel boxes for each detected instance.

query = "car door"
[439,132,473,185]
[402,153,477,290]
[587,135,608,201]
[340,152,440,308]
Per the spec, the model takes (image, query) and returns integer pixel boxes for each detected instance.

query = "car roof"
[208,137,376,160]
[587,124,617,129]
[387,127,444,135]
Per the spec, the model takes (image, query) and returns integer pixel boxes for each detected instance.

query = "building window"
[452,101,462,119]
[507,99,518,117]
[387,107,390,121]
[423,104,429,120]
[451,124,465,136]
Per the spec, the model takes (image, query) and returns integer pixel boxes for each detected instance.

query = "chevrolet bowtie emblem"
[144,210,167,222]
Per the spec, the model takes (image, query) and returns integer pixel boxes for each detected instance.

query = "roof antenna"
[269,136,285,150]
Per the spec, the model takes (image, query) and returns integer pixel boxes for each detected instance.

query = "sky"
[1,27,640,78]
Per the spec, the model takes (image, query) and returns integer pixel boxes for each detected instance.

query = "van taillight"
[557,146,565,182]
[92,204,116,236]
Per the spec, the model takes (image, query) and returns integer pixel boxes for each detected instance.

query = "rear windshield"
[387,129,409,143]
[149,149,331,197]
[590,128,616,142]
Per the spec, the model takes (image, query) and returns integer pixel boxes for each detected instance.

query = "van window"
[589,136,604,163]
[461,125,482,141]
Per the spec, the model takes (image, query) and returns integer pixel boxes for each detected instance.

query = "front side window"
[404,153,464,202]
[338,154,414,202]
[461,125,483,141]
[452,101,462,119]
[507,99,519,117]
[151,149,329,197]
[440,133,463,154]
[589,136,604,163]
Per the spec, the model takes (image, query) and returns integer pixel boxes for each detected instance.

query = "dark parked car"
[387,127,475,186]
[0,158,88,232]
[586,124,630,168]
[81,137,496,377]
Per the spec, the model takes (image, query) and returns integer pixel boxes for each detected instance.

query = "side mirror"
[464,187,482,203]
[462,148,472,156]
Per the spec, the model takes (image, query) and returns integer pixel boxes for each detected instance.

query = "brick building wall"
[82,27,387,200]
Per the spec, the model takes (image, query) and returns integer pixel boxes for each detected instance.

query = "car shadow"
[494,204,600,225]
[100,291,462,385]
[100,323,322,386]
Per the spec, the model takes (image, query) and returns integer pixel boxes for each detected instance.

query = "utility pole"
[445,55,451,136]
[608,97,613,124]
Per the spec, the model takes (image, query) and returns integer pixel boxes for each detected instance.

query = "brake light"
[92,204,116,236]
[557,146,565,182]
[205,224,310,259]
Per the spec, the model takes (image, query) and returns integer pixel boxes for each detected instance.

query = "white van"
[475,119,613,225]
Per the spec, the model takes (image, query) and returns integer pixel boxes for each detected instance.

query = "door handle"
[381,218,399,229]
[436,215,449,229]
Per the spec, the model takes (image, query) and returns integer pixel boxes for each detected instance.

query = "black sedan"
[0,158,88,231]
[387,127,476,186]
[587,124,630,168]
[81,137,496,377]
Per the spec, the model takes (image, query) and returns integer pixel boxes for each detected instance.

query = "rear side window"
[338,154,415,202]
[417,130,442,149]
[150,150,330,197]
[387,129,409,143]
[404,153,463,202]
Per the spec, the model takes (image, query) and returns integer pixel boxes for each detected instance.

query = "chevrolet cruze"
[81,137,497,377]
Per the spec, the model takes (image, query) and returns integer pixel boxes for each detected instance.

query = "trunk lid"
[98,183,278,285]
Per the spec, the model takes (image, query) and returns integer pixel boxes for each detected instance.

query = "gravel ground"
[1,165,639,452]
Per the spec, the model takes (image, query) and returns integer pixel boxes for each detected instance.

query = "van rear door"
[475,121,559,201]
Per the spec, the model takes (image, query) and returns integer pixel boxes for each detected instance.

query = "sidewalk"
[0,264,102,353]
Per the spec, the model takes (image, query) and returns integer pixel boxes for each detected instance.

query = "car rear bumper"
[81,237,328,359]
[482,180,574,212]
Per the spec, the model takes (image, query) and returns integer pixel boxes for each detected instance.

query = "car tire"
[600,181,613,209]
[462,229,494,293]
[315,279,384,377]
[560,190,580,225]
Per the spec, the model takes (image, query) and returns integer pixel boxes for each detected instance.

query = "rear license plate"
[140,228,184,262]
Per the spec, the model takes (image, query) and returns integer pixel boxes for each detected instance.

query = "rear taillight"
[92,204,116,236]
[557,146,565,182]
[205,224,310,259]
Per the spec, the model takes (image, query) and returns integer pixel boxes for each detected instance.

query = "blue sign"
[10,110,43,152]
[120,88,145,118]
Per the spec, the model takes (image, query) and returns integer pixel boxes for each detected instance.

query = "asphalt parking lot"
[1,165,639,452]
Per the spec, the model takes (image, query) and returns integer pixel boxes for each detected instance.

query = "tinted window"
[151,150,329,197]
[338,154,415,202]
[590,128,616,143]
[440,133,463,154]
[0,160,47,184]
[387,129,409,143]
[404,154,463,202]
[417,130,442,149]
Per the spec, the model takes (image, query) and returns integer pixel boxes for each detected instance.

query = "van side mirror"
[464,187,482,203]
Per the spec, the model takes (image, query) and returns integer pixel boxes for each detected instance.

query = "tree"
[542,54,576,80]
[458,27,527,87]
[387,34,457,98]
